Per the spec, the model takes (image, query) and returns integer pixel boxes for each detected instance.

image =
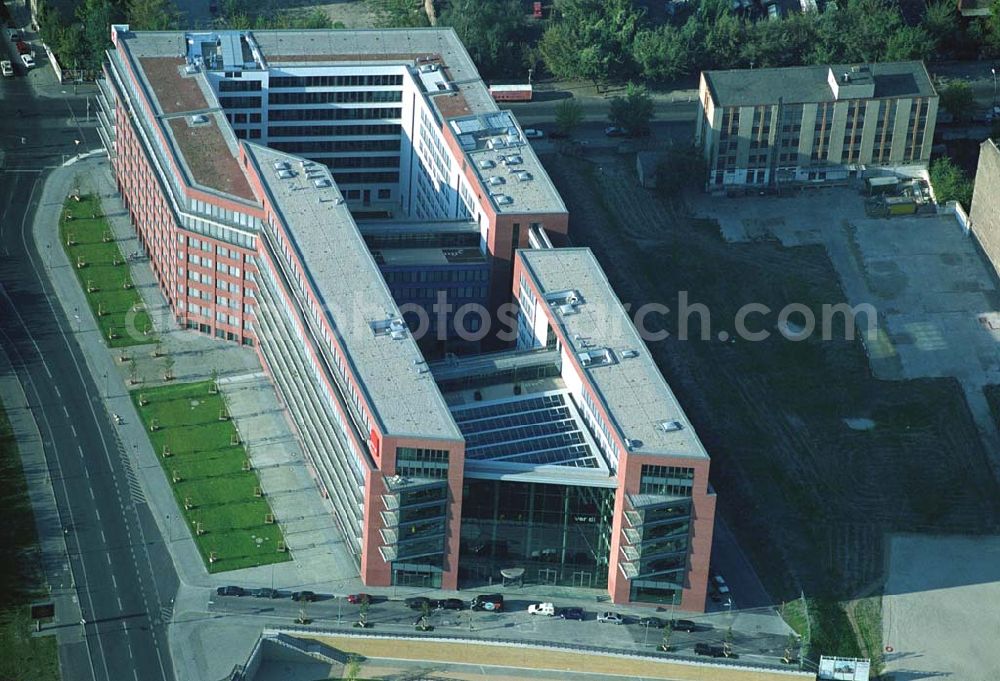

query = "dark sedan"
[216,586,246,597]
[434,598,465,610]
[560,606,585,620]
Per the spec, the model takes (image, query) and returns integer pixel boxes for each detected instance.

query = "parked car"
[470,594,504,612]
[347,593,372,605]
[8,30,20,42]
[291,591,316,602]
[694,642,728,658]
[405,596,432,610]
[670,619,699,632]
[638,616,665,628]
[20,53,34,69]
[433,598,464,611]
[604,126,627,137]
[252,587,279,599]
[216,586,246,597]
[597,611,623,624]
[1,60,12,77]
[712,573,731,595]
[560,606,585,620]
[527,602,555,616]
[523,128,544,139]
[15,40,28,54]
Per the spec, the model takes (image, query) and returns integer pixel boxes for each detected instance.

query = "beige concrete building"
[696,61,938,191]
[969,138,1000,281]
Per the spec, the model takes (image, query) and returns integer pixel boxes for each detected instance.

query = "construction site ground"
[537,149,1000,662]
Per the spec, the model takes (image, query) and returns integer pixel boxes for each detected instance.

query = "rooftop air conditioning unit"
[621,349,639,359]
[488,176,505,186]
[273,161,290,171]
[277,169,295,179]
[495,194,513,205]
[661,420,684,432]
[478,159,495,170]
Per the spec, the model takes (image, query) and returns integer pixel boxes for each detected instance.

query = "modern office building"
[696,61,938,190]
[97,25,715,608]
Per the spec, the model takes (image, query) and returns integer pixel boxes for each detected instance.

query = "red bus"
[489,84,533,102]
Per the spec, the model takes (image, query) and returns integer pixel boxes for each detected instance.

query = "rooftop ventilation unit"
[621,349,640,359]
[494,194,513,205]
[273,161,290,171]
[419,63,439,73]
[371,316,407,337]
[478,159,495,170]
[313,178,331,188]
[577,348,616,367]
[189,114,209,125]
[560,303,578,316]
[334,197,345,205]
[277,169,295,179]
[661,420,684,432]
[184,64,199,74]
[625,438,642,451]
[488,176,505,186]
[488,137,508,150]
[502,155,523,166]
[514,170,533,182]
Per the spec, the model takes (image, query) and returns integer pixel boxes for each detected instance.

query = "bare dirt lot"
[882,534,1000,681]
[539,150,1000,660]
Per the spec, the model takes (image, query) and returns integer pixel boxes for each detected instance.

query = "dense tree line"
[539,0,973,84]
[37,0,335,76]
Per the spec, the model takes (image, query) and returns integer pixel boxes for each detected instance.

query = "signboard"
[30,602,55,620]
[818,657,871,681]
[369,427,381,458]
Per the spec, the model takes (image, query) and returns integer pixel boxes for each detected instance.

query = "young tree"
[608,83,654,137]
[439,0,525,79]
[631,25,695,83]
[554,98,583,136]
[883,25,935,62]
[938,81,976,123]
[656,142,707,197]
[929,157,974,209]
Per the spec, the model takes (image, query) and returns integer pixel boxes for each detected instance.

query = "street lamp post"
[992,67,997,110]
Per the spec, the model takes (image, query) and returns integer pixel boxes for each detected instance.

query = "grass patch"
[809,598,862,660]
[852,595,884,674]
[780,597,809,637]
[130,381,290,572]
[59,193,154,347]
[0,402,60,681]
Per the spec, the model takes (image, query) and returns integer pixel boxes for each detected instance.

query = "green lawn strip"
[58,194,154,347]
[808,598,862,660]
[130,381,290,572]
[0,403,60,681]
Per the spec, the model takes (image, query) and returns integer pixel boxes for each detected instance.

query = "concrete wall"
[969,139,1000,280]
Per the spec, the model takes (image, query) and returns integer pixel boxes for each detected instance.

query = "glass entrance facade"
[459,479,614,588]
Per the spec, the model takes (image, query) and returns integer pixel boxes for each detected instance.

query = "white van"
[527,602,555,616]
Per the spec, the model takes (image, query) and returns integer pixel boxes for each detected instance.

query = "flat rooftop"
[452,111,567,216]
[518,248,708,461]
[704,61,936,108]
[114,26,565,220]
[244,143,461,441]
[373,247,486,268]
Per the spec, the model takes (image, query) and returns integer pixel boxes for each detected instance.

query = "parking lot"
[207,589,796,665]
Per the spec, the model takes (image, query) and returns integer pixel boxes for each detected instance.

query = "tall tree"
[439,0,525,79]
[922,0,959,54]
[77,0,114,73]
[539,0,644,84]
[608,82,654,136]
[938,81,976,122]
[929,157,973,209]
[632,25,695,82]
[127,0,180,31]
[884,25,935,61]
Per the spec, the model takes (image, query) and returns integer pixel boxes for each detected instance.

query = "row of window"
[382,268,489,283]
[267,124,400,138]
[270,74,404,88]
[332,171,400,185]
[269,139,401,154]
[268,91,402,105]
[227,112,262,124]
[218,79,262,92]
[219,96,261,109]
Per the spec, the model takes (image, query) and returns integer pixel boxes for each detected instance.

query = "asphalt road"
[206,592,793,663]
[0,70,177,681]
